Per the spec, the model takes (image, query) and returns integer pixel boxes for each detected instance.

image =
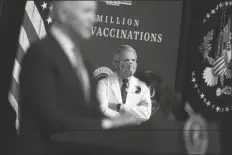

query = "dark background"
[0,0,221,154]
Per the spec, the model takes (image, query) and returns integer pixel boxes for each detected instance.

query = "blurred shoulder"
[24,35,60,62]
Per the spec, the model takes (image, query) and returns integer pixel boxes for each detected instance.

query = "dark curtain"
[173,0,193,121]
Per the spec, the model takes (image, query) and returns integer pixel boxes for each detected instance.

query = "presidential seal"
[93,66,114,81]
[192,1,232,113]
[183,114,208,154]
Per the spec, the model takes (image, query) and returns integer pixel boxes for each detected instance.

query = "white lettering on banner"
[92,26,162,43]
[97,15,139,27]
[94,15,163,43]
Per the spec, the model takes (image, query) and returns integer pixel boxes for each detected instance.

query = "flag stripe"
[12,60,21,84]
[215,58,224,64]
[10,78,20,106]
[25,1,46,39]
[213,63,225,73]
[19,26,30,52]
[213,57,224,68]
[8,92,19,119]
[23,12,39,43]
[223,68,228,75]
[218,69,225,75]
[16,44,26,65]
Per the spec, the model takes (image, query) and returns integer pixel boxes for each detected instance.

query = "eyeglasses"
[115,59,137,63]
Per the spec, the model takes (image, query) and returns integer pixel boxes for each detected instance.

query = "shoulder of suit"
[27,36,48,52]
[24,39,45,58]
[26,35,60,59]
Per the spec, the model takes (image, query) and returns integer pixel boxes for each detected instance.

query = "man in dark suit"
[16,1,115,153]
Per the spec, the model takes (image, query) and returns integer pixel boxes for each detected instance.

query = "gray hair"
[113,45,137,62]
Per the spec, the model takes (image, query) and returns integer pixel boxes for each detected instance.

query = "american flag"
[8,0,53,131]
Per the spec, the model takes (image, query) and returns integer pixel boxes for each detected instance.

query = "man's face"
[119,51,137,78]
[67,1,97,40]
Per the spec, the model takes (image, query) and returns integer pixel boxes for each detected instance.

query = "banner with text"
[82,0,183,85]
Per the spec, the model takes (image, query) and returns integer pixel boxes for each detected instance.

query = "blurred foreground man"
[97,45,152,125]
[17,1,114,153]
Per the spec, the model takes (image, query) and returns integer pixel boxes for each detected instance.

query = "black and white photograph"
[2,0,231,154]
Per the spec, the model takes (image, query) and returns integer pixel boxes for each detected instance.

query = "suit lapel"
[109,73,123,104]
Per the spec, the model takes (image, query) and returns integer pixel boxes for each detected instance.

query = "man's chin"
[125,72,135,78]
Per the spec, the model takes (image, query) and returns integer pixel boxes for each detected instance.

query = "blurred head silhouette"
[52,1,98,40]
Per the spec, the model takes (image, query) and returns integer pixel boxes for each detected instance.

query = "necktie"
[121,79,129,104]
[72,48,91,104]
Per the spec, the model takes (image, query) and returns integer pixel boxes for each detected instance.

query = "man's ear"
[112,60,119,69]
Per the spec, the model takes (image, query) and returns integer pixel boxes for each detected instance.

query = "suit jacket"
[96,72,151,123]
[16,32,104,153]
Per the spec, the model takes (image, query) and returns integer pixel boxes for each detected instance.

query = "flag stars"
[192,77,196,82]
[190,69,230,113]
[206,13,210,18]
[203,19,206,24]
[46,16,52,24]
[194,84,198,88]
[41,1,47,10]
[211,105,215,109]
[219,2,223,7]
[230,1,232,6]
[211,9,215,14]
[225,1,229,6]
[192,71,195,76]
[200,93,205,99]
